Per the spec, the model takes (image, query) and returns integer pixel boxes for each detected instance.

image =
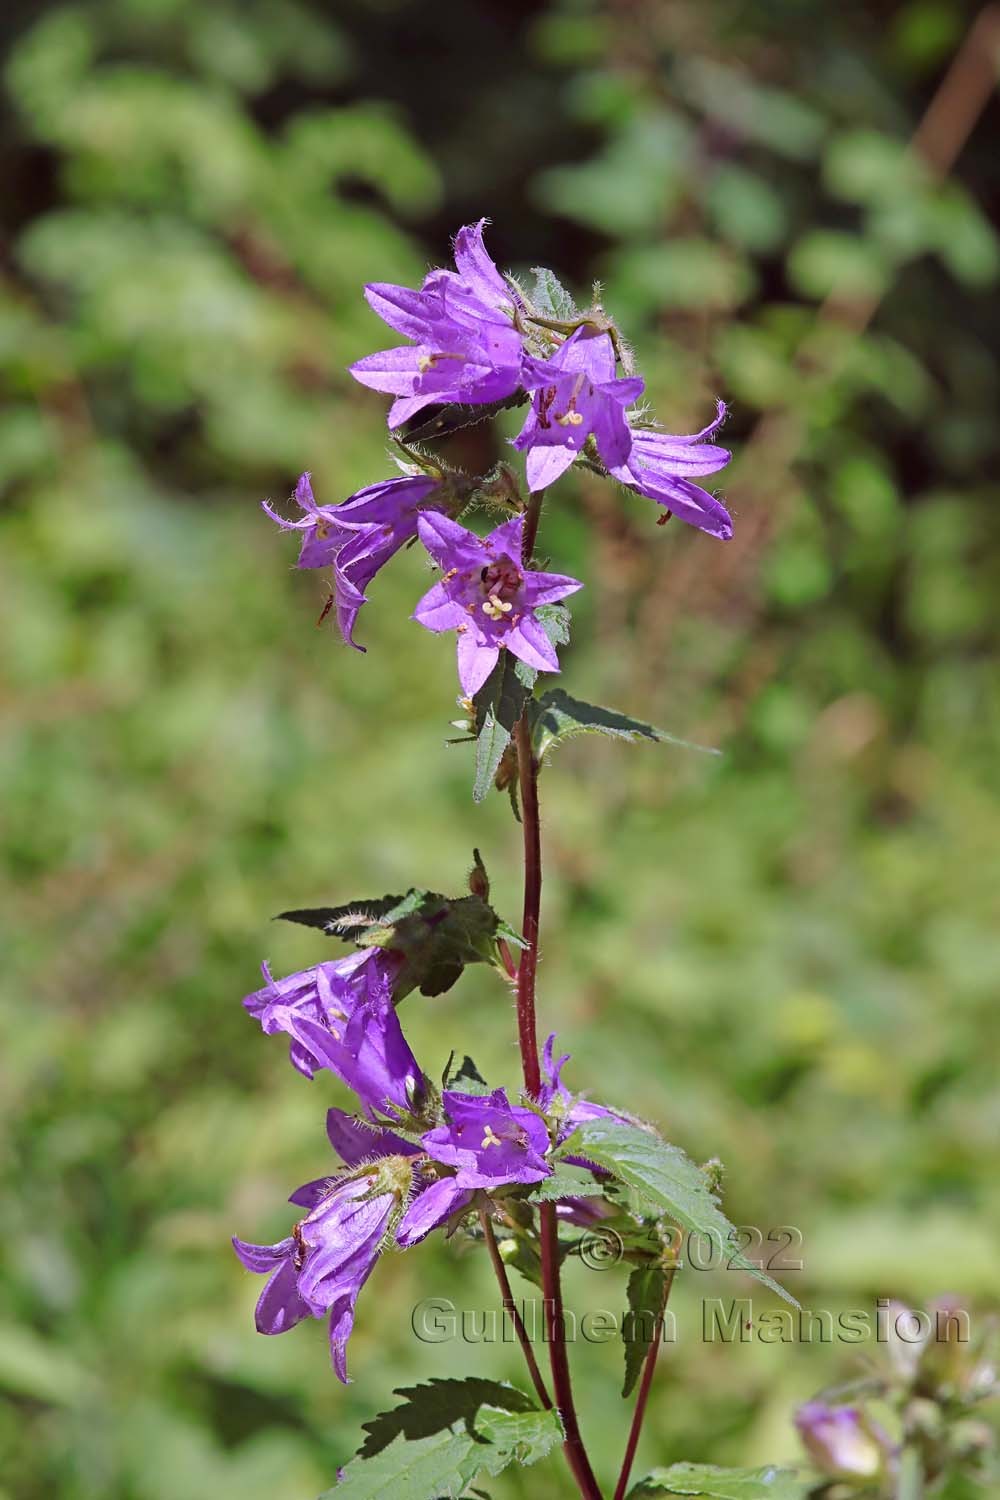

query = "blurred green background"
[2,1,998,1495]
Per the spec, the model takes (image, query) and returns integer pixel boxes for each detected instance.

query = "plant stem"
[512,495,603,1493]
[513,484,546,1097]
[514,712,542,1096]
[539,1199,603,1499]
[522,489,545,565]
[478,1205,552,1410]
[612,1266,676,1500]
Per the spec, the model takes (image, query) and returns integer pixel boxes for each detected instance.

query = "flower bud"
[795,1402,891,1480]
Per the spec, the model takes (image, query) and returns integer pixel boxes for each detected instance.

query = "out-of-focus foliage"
[1,1,998,1497]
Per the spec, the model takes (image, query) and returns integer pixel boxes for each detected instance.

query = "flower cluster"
[264,220,731,691]
[234,935,621,1380]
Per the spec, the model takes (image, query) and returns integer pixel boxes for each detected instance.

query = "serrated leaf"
[534,602,571,646]
[526,1167,607,1204]
[473,652,533,803]
[622,1264,668,1397]
[443,1054,491,1095]
[530,265,579,321]
[357,1378,535,1458]
[558,1121,797,1306]
[530,689,719,762]
[278,888,509,999]
[278,895,403,933]
[327,1379,562,1499]
[627,1462,812,1500]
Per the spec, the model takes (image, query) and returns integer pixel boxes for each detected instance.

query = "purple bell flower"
[413,512,582,697]
[234,1153,414,1383]
[395,1174,475,1248]
[350,221,524,429]
[513,327,644,491]
[795,1402,892,1479]
[420,1088,553,1190]
[264,471,448,650]
[609,402,733,540]
[243,949,424,1122]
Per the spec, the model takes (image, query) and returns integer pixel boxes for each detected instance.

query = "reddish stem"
[612,1267,677,1500]
[479,1206,552,1411]
[512,493,603,1497]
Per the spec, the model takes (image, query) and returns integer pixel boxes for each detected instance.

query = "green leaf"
[534,602,571,646]
[473,652,533,803]
[526,1166,608,1203]
[529,265,579,321]
[558,1120,797,1306]
[443,1054,491,1095]
[326,1379,563,1498]
[529,689,719,762]
[622,1264,668,1397]
[627,1463,812,1499]
[278,888,506,998]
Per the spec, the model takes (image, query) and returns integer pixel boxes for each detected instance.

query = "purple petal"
[506,617,559,676]
[363,282,440,342]
[452,220,512,310]
[349,345,426,394]
[457,634,499,697]
[591,399,634,471]
[628,432,731,476]
[289,1177,335,1209]
[482,514,524,561]
[637,476,734,540]
[558,328,616,381]
[387,392,440,428]
[396,1177,474,1248]
[417,511,483,568]
[519,570,583,607]
[326,1107,418,1166]
[525,441,577,492]
[412,578,469,632]
[232,1235,295,1274]
[254,1257,311,1335]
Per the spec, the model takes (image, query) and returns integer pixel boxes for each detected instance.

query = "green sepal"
[626,1462,813,1499]
[528,266,579,322]
[529,689,720,762]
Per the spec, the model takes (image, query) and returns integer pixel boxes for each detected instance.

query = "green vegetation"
[1,1,997,1496]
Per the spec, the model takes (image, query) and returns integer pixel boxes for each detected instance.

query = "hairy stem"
[479,1205,552,1410]
[612,1266,677,1500]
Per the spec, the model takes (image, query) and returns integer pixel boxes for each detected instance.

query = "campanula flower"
[243,949,424,1121]
[420,1088,552,1189]
[350,221,523,428]
[514,328,644,491]
[795,1402,893,1479]
[234,1153,414,1382]
[264,471,448,650]
[413,512,582,696]
[395,1174,475,1248]
[610,402,733,539]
